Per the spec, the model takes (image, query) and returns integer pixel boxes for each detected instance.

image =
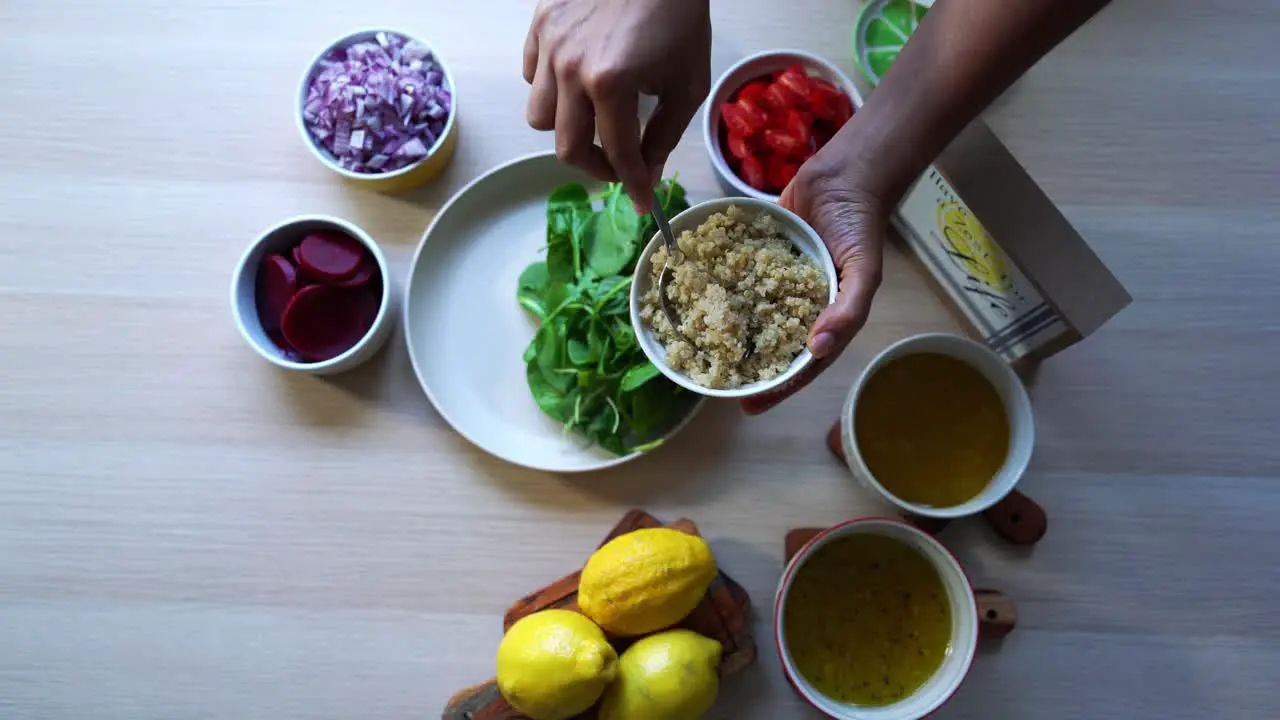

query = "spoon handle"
[651,192,677,254]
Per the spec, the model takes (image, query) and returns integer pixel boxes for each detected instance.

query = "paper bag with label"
[891,120,1131,363]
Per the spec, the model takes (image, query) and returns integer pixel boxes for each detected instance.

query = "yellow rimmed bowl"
[296,29,459,193]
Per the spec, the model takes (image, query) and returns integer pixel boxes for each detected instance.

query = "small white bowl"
[837,333,1035,518]
[629,198,839,399]
[297,29,459,193]
[231,215,395,375]
[774,517,979,720]
[703,49,863,201]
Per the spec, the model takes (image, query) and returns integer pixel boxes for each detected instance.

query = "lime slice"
[853,0,931,87]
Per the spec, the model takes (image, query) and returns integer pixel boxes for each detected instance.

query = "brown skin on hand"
[741,0,1115,415]
[523,0,1113,413]
[523,0,712,212]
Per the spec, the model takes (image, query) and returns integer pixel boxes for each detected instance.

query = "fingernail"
[810,332,837,358]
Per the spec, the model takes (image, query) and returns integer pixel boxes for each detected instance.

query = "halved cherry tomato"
[763,128,806,157]
[786,110,813,148]
[808,76,843,97]
[721,103,761,137]
[806,78,845,122]
[762,83,796,113]
[777,65,813,103]
[735,98,770,132]
[739,155,767,191]
[734,80,769,108]
[725,130,754,160]
[832,93,854,128]
[766,153,802,192]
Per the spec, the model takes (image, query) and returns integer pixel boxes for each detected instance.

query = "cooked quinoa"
[638,206,829,389]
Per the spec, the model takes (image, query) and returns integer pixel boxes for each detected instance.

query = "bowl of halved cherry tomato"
[703,50,863,199]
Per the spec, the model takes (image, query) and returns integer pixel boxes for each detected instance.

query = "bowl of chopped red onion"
[298,29,458,192]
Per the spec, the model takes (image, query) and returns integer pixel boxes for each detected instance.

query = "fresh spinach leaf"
[526,360,565,421]
[519,178,695,455]
[586,186,640,276]
[620,362,662,392]
[567,337,594,366]
[516,262,550,318]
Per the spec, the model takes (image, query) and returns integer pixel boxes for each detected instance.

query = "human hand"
[740,146,889,416]
[523,0,712,211]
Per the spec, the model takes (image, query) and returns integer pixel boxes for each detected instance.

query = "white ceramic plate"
[404,152,703,472]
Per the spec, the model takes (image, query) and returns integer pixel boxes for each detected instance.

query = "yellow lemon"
[495,609,618,720]
[599,629,722,720]
[578,528,717,637]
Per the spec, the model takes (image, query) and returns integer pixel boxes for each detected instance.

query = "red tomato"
[734,80,769,108]
[739,155,767,191]
[763,128,806,157]
[725,130,754,160]
[721,103,760,137]
[806,78,846,122]
[762,83,797,113]
[786,110,813,148]
[832,93,854,128]
[766,153,802,192]
[777,65,813,102]
[735,98,770,132]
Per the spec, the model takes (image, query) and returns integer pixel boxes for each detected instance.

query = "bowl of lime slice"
[852,0,932,87]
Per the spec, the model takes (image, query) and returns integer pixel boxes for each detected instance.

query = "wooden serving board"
[785,528,1018,639]
[825,420,1049,545]
[442,509,755,720]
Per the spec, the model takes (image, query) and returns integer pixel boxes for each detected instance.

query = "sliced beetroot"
[254,253,297,333]
[279,285,373,362]
[336,254,378,288]
[266,327,302,361]
[297,232,365,281]
[291,245,305,268]
[352,282,383,327]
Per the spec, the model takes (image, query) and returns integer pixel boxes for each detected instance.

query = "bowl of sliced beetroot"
[231,215,394,375]
[703,49,862,200]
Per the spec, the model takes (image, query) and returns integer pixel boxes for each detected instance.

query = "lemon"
[599,630,722,720]
[937,201,1012,292]
[495,609,618,720]
[578,528,717,637]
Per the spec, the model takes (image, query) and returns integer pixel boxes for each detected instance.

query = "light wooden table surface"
[3,1,1278,718]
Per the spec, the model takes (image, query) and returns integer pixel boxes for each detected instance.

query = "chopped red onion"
[302,31,453,174]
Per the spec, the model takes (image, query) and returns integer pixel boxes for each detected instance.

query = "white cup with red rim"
[774,517,979,720]
[838,332,1036,518]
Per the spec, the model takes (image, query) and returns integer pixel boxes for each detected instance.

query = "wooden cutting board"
[441,509,756,720]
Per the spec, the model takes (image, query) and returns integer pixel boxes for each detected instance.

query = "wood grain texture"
[1,1,1278,719]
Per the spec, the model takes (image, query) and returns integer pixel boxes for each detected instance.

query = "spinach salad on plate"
[516,180,696,456]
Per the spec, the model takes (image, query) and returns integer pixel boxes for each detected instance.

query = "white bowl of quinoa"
[630,198,838,398]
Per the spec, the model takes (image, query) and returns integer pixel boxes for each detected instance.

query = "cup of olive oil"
[838,332,1035,518]
[774,518,979,719]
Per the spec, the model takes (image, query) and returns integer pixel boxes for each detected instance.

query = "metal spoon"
[650,194,754,357]
[650,196,685,336]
